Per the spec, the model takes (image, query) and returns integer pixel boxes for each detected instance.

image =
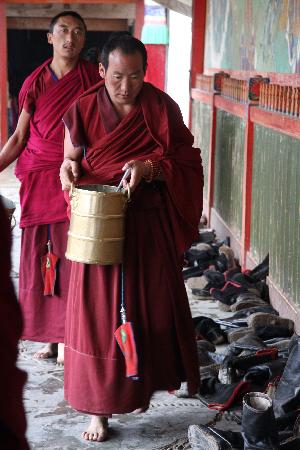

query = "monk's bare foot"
[56,343,64,366]
[82,416,108,442]
[33,343,57,359]
[132,405,149,414]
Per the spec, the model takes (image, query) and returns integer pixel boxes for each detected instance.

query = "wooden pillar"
[0,0,7,147]
[241,105,254,268]
[134,0,144,39]
[190,0,206,89]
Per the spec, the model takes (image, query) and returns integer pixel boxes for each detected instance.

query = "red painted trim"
[134,0,144,39]
[205,67,300,86]
[189,0,206,127]
[207,94,217,224]
[241,105,254,269]
[215,95,248,119]
[0,1,7,147]
[191,88,214,105]
[250,107,300,140]
[190,0,206,87]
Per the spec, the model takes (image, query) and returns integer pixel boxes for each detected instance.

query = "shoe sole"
[188,425,231,450]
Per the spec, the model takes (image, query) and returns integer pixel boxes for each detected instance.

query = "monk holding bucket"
[60,33,203,442]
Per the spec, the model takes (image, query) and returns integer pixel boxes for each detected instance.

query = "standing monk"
[60,34,203,442]
[0,11,99,364]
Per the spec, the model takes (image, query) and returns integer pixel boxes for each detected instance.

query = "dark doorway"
[7,29,113,98]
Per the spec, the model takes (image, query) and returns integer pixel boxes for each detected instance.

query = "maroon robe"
[15,60,100,342]
[63,81,203,414]
[0,200,29,450]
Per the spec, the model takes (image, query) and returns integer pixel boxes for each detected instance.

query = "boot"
[242,392,280,449]
[188,424,244,450]
[274,334,300,418]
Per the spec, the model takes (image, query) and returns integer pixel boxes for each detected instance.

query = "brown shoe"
[247,313,294,331]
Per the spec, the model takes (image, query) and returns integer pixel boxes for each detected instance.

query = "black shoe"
[193,316,225,345]
[204,269,226,288]
[244,254,269,283]
[192,282,213,299]
[211,281,248,306]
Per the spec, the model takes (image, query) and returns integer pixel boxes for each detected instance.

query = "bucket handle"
[69,181,130,201]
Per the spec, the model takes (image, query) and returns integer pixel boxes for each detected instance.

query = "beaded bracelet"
[143,159,161,183]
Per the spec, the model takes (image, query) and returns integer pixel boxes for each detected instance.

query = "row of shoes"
[182,236,300,449]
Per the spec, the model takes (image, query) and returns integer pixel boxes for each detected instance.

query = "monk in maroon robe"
[0,200,29,450]
[60,34,203,442]
[0,11,99,364]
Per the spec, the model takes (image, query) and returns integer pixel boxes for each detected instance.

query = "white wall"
[166,10,192,126]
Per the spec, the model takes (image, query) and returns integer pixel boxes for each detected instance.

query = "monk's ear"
[99,63,106,78]
[47,32,53,45]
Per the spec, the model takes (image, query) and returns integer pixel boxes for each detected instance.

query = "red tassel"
[41,240,59,296]
[115,322,139,380]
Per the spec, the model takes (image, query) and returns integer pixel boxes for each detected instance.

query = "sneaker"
[247,313,294,332]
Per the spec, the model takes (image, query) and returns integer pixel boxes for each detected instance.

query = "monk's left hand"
[122,160,151,192]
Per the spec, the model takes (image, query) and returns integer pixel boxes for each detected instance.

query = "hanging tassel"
[114,264,139,380]
[41,225,59,296]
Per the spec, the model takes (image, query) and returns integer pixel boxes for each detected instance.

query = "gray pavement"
[1,165,237,450]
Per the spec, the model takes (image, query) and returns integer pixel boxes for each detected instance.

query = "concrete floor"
[0,166,237,450]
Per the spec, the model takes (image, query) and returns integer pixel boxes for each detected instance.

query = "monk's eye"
[74,30,84,37]
[113,75,122,80]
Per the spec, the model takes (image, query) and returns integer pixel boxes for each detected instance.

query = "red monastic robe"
[63,81,203,414]
[15,60,100,342]
[0,200,29,450]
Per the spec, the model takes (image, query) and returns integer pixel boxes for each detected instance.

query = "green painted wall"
[251,125,300,304]
[192,100,211,199]
[214,110,244,238]
[205,0,300,73]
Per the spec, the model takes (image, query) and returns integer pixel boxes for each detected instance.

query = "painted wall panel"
[205,0,300,73]
[192,100,211,199]
[251,125,300,304]
[214,110,244,238]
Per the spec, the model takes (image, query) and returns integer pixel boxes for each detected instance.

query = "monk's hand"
[122,160,151,192]
[60,158,81,191]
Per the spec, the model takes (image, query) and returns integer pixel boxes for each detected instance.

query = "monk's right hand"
[60,158,81,191]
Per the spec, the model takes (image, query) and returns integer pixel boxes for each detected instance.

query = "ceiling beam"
[7,16,129,30]
[154,0,191,17]
[6,3,135,20]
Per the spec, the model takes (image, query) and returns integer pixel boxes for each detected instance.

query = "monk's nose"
[120,79,130,94]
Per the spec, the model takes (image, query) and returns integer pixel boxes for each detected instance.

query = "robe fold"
[63,81,203,414]
[16,59,99,342]
[0,200,29,450]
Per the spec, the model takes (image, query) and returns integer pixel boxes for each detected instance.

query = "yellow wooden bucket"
[65,184,129,265]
